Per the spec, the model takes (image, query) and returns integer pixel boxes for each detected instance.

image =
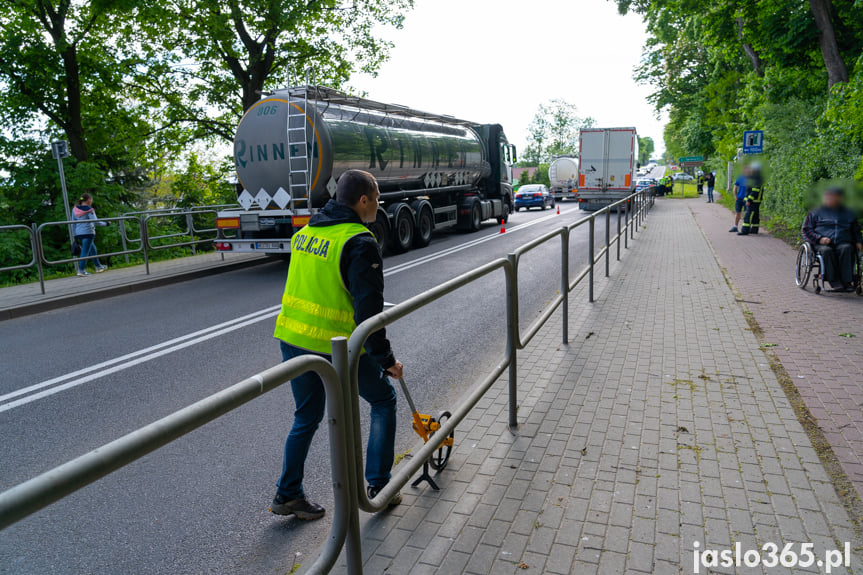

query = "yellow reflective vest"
[274,222,373,354]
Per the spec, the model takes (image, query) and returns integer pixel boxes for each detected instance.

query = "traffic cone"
[556,205,560,215]
[499,219,506,234]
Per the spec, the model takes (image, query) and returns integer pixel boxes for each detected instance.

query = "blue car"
[514,184,555,211]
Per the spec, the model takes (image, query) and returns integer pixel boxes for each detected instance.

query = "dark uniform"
[738,179,764,235]
[697,174,705,195]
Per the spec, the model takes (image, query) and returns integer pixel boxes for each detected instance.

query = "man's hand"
[384,361,404,379]
[819,237,832,245]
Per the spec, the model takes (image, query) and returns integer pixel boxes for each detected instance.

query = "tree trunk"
[808,0,849,87]
[736,18,763,77]
[61,45,89,161]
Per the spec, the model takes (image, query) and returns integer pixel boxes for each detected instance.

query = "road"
[0,201,619,575]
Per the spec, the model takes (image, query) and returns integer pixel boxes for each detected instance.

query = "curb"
[0,255,276,322]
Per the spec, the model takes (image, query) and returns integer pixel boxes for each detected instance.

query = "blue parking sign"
[742,130,763,154]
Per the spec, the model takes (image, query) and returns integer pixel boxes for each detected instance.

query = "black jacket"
[306,200,395,369]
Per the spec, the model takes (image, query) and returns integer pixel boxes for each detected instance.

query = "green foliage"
[638,136,655,165]
[522,100,595,165]
[531,164,550,187]
[0,0,415,284]
[619,0,863,233]
[518,169,532,186]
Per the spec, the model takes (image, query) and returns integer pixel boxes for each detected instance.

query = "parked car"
[635,178,657,193]
[672,173,694,181]
[514,184,555,211]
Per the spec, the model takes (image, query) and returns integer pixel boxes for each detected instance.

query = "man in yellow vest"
[270,169,404,520]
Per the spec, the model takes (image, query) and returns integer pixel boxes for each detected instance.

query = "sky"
[351,0,667,159]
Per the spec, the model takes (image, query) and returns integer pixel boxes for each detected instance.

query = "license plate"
[255,242,281,250]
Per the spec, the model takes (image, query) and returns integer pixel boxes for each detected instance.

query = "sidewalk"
[690,199,863,502]
[337,200,859,574]
[0,251,270,320]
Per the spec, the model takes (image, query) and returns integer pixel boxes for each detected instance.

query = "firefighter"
[270,169,404,520]
[696,171,705,195]
[738,164,764,235]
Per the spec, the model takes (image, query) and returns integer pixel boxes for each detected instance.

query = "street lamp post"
[51,140,74,246]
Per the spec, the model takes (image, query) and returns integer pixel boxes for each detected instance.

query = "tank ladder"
[287,70,316,212]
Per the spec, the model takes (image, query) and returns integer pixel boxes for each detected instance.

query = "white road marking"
[1,206,579,412]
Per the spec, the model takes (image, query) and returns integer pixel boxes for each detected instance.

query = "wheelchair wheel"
[795,244,811,289]
[428,411,454,471]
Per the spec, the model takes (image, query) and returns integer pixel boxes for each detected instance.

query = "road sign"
[51,140,69,160]
[678,156,703,163]
[681,161,703,167]
[742,130,763,154]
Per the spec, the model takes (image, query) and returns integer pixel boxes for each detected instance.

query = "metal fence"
[1,204,238,294]
[0,190,654,574]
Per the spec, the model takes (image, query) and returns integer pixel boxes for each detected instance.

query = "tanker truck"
[576,127,639,211]
[215,86,516,255]
[548,156,579,202]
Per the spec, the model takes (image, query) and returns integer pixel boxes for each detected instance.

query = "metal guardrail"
[0,190,654,575]
[3,204,238,292]
[0,224,45,293]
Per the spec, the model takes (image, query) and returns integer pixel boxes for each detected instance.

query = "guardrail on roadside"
[0,190,654,574]
[3,204,240,293]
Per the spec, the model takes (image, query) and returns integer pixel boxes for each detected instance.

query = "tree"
[808,0,849,87]
[0,0,150,164]
[522,99,594,165]
[139,0,413,142]
[638,136,655,165]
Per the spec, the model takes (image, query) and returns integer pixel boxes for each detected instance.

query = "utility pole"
[51,141,74,246]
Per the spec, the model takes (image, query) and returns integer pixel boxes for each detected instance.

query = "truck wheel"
[367,211,389,254]
[413,206,433,248]
[470,201,482,231]
[390,207,414,253]
[497,203,510,225]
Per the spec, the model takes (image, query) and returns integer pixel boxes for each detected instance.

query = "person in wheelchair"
[801,186,863,292]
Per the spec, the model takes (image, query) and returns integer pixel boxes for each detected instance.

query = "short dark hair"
[825,186,844,196]
[336,170,378,206]
[78,193,92,203]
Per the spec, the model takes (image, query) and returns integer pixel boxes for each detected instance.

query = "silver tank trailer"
[234,90,487,209]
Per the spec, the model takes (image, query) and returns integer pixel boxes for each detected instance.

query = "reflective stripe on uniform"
[275,314,347,346]
[281,293,354,325]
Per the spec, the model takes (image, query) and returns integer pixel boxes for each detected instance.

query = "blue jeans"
[277,341,397,499]
[76,236,102,272]
[707,187,714,202]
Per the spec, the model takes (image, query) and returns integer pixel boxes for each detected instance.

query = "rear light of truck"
[217,217,240,229]
[292,215,310,228]
[215,242,233,251]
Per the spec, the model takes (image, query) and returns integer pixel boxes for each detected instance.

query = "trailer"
[576,128,639,211]
[548,156,579,201]
[216,86,516,255]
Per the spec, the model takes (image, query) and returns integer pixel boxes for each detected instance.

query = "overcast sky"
[351,0,667,159]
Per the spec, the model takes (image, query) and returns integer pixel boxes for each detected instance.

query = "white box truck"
[576,127,639,210]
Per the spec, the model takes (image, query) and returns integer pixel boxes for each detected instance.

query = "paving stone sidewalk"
[335,200,860,574]
[0,251,268,319]
[690,200,863,500]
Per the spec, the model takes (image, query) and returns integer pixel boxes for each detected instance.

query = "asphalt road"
[0,200,621,575]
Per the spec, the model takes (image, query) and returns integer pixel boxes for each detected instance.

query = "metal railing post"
[560,228,569,345]
[617,205,622,261]
[317,336,362,575]
[605,208,610,277]
[141,217,150,275]
[119,220,130,264]
[630,198,635,241]
[187,212,196,256]
[624,201,629,249]
[588,216,595,303]
[32,223,46,295]
[506,253,519,429]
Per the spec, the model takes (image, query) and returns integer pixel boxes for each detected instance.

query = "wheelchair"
[795,242,863,295]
